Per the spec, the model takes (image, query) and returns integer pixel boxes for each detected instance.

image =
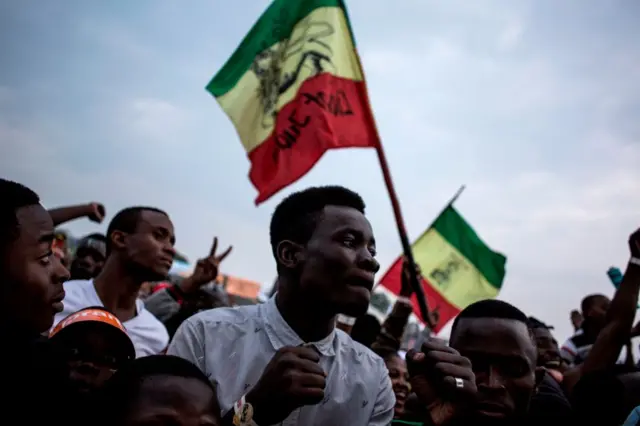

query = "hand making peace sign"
[180,237,233,294]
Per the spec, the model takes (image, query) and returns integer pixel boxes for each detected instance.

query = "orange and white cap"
[50,307,136,360]
[50,308,127,338]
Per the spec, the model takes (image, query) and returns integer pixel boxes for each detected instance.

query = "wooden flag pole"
[373,141,435,327]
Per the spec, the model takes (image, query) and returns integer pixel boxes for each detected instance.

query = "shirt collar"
[262,296,336,357]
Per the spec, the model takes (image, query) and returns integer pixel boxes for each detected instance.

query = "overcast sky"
[2,0,639,341]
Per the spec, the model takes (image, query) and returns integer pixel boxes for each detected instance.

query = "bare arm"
[48,203,104,226]
[564,229,640,394]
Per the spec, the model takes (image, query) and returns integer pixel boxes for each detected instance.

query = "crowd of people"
[2,176,640,426]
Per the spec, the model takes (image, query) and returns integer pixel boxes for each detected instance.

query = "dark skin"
[95,210,176,322]
[385,353,410,419]
[407,319,540,426]
[1,204,70,334]
[59,327,132,394]
[531,327,564,371]
[241,205,379,425]
[451,318,539,425]
[123,375,221,426]
[48,202,105,227]
[70,245,106,280]
[581,296,611,341]
[276,205,380,341]
[179,237,232,295]
[406,341,477,426]
[570,310,583,331]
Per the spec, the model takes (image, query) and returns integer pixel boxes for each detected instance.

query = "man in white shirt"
[54,206,176,357]
[169,186,395,426]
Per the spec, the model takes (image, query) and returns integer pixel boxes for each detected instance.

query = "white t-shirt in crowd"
[53,279,169,357]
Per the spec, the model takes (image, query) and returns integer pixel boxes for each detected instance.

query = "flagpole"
[371,183,466,323]
[373,142,435,326]
[430,185,466,227]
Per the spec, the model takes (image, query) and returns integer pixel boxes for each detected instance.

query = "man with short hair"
[0,179,70,336]
[0,178,71,422]
[54,206,176,356]
[169,186,395,426]
[527,317,565,374]
[406,300,571,425]
[560,294,611,366]
[69,233,107,280]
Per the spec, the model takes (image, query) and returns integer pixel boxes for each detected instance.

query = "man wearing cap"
[50,306,136,395]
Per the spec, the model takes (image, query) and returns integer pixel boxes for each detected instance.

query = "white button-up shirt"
[168,297,395,426]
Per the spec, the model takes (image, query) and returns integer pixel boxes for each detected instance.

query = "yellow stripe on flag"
[216,6,363,153]
[413,229,500,309]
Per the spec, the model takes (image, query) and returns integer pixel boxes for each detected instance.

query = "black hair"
[581,294,607,314]
[0,179,40,258]
[269,186,365,272]
[451,299,531,340]
[527,316,554,330]
[106,206,167,253]
[98,355,218,425]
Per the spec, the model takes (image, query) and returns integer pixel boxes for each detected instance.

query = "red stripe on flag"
[247,73,378,204]
[378,257,460,333]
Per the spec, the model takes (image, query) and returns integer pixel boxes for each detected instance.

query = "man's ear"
[109,230,127,252]
[276,240,304,270]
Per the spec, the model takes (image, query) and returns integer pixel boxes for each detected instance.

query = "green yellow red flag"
[377,206,507,332]
[207,0,379,204]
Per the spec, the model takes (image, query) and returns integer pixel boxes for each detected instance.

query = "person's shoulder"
[131,309,169,354]
[186,304,262,328]
[137,307,168,332]
[529,372,572,421]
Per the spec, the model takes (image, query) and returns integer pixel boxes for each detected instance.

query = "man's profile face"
[297,205,379,317]
[2,204,69,333]
[451,317,538,424]
[118,210,176,282]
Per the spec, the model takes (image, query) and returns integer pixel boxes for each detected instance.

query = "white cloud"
[77,20,153,61]
[497,19,525,51]
[119,97,188,144]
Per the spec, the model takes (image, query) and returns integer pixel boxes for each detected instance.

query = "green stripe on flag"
[207,0,354,97]
[432,206,506,289]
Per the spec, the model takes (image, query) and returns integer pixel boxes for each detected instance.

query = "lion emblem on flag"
[251,15,337,129]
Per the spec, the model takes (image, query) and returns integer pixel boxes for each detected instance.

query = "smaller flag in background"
[376,206,507,333]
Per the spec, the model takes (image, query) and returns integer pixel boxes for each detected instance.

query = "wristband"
[233,395,256,426]
[630,257,640,267]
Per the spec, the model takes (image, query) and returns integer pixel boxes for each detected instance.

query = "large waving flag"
[208,0,379,204]
[376,206,507,333]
